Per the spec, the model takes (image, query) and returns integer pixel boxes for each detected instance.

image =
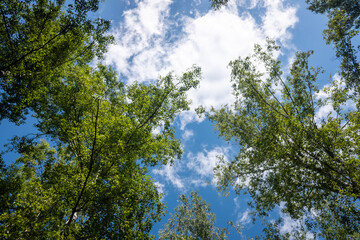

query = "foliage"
[207,41,360,238]
[0,64,201,239]
[159,191,228,240]
[306,0,360,90]
[0,0,202,238]
[209,0,229,10]
[0,0,113,124]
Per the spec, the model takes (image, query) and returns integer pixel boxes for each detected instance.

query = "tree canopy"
[0,0,113,123]
[204,0,360,238]
[0,0,202,238]
[209,0,229,10]
[0,63,201,239]
[207,41,360,238]
[159,191,228,240]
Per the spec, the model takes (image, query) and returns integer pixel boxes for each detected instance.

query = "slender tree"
[159,191,228,240]
[206,41,360,238]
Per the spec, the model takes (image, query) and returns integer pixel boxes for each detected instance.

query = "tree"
[0,63,201,239]
[206,41,360,238]
[159,191,228,240]
[209,0,229,10]
[0,0,113,123]
[305,0,360,90]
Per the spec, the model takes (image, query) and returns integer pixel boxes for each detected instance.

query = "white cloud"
[105,0,172,82]
[154,181,166,197]
[272,203,315,239]
[153,145,231,190]
[153,164,185,189]
[179,111,203,130]
[238,209,252,225]
[105,0,299,127]
[279,214,300,235]
[277,213,314,239]
[233,196,253,226]
[182,129,194,142]
[187,146,228,179]
[261,0,298,44]
[315,103,336,122]
[167,9,262,111]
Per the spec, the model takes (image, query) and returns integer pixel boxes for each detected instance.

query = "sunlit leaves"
[209,42,360,238]
[0,62,200,238]
[0,0,113,123]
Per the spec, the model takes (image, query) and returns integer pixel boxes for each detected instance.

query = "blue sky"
[1,0,342,238]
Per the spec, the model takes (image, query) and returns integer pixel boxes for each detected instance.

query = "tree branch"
[1,21,73,72]
[65,99,100,229]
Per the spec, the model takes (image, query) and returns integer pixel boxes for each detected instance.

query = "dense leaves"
[0,0,203,238]
[0,77,204,236]
[208,41,360,238]
[0,64,201,239]
[0,0,113,123]
[159,191,228,240]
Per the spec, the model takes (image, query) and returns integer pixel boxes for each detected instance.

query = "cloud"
[105,0,299,127]
[238,209,252,225]
[276,213,314,239]
[167,9,262,111]
[269,203,315,239]
[153,145,230,190]
[105,0,173,82]
[279,214,301,235]
[261,0,298,44]
[182,129,194,142]
[153,164,185,189]
[154,181,166,197]
[187,146,229,179]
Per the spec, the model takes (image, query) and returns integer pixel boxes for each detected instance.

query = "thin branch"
[247,79,289,119]
[125,86,173,146]
[36,6,53,40]
[65,99,100,229]
[276,75,299,115]
[306,80,318,128]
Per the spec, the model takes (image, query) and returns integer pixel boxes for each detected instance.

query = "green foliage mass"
[0,64,201,239]
[0,0,113,124]
[207,41,360,239]
[206,1,360,238]
[159,191,228,240]
[0,0,202,238]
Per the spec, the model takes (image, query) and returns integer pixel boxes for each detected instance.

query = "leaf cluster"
[0,0,113,124]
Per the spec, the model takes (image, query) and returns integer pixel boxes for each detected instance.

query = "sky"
[1,0,342,238]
